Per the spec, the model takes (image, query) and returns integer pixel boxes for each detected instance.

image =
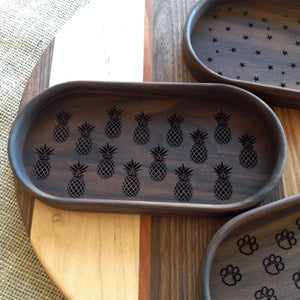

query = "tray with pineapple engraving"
[201,194,300,300]
[9,81,286,215]
[183,0,300,108]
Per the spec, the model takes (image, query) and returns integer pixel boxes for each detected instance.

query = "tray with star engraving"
[202,193,300,300]
[183,0,300,108]
[9,81,286,215]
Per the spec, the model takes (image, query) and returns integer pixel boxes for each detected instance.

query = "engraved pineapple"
[238,132,258,168]
[67,161,88,198]
[52,110,72,142]
[174,164,193,202]
[122,160,142,197]
[133,112,151,145]
[75,121,95,155]
[190,129,208,164]
[213,162,232,201]
[105,106,123,139]
[97,143,117,179]
[149,145,168,181]
[166,113,184,147]
[33,144,54,180]
[213,110,231,144]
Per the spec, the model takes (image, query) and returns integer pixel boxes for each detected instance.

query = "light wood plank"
[29,0,146,299]
[49,0,145,86]
[31,200,140,300]
[274,106,300,196]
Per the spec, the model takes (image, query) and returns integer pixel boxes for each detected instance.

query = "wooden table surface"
[17,0,299,299]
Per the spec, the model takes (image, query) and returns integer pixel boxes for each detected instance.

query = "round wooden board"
[17,0,300,299]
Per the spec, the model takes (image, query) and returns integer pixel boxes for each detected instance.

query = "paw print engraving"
[237,235,259,255]
[262,254,284,275]
[275,229,297,250]
[255,286,277,300]
[292,270,300,289]
[296,217,300,230]
[220,264,241,286]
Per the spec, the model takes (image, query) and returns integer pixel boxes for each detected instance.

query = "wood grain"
[11,0,300,299]
[274,107,300,196]
[14,82,285,213]
[16,40,54,234]
[21,40,54,110]
[139,216,151,300]
[183,0,300,108]
[204,194,300,300]
[150,0,293,299]
[31,200,140,300]
[150,215,228,300]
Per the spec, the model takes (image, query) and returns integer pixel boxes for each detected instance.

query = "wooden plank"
[28,0,147,299]
[150,0,290,299]
[17,40,54,234]
[31,200,140,300]
[139,216,151,300]
[274,106,300,196]
[150,215,228,299]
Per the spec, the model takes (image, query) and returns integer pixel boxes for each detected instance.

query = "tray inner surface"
[23,90,276,204]
[209,205,300,299]
[191,0,300,90]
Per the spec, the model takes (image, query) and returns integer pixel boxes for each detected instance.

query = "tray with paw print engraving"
[9,81,286,215]
[202,194,300,300]
[183,0,300,108]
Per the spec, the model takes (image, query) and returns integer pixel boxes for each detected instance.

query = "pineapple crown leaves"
[36,144,54,160]
[214,110,231,125]
[150,145,168,161]
[190,129,208,144]
[70,161,88,178]
[213,162,232,180]
[78,121,95,135]
[167,113,184,128]
[124,159,142,175]
[135,111,151,126]
[55,110,72,124]
[174,164,193,181]
[99,143,117,159]
[238,132,256,148]
[106,106,124,119]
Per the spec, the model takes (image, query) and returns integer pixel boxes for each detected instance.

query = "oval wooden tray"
[9,81,286,215]
[183,0,300,109]
[201,193,300,300]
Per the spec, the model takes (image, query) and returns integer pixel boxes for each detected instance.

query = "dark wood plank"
[21,40,54,110]
[150,0,289,299]
[139,216,151,300]
[14,180,36,234]
[152,0,198,82]
[150,215,229,300]
[16,40,54,234]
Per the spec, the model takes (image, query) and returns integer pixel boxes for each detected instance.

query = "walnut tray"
[183,0,300,109]
[9,81,286,215]
[201,194,300,300]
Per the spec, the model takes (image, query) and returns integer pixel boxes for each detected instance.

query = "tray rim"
[182,0,300,109]
[201,193,300,299]
[9,81,287,215]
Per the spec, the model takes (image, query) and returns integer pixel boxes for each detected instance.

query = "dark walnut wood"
[15,40,54,234]
[183,0,300,109]
[9,82,286,215]
[202,194,300,300]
